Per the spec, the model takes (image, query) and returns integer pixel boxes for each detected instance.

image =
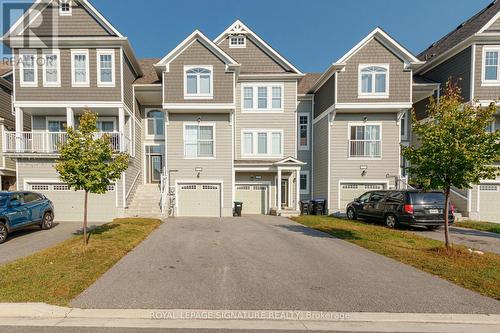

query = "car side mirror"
[354,198,361,203]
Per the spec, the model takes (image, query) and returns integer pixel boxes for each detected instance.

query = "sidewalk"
[0,303,499,333]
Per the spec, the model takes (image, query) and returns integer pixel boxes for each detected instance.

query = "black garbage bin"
[311,199,327,215]
[234,201,243,217]
[300,200,310,215]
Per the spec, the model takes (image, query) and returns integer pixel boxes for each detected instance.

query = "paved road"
[409,226,500,254]
[72,216,500,313]
[0,329,384,333]
[0,221,105,265]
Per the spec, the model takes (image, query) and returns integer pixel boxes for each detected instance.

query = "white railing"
[160,174,169,216]
[349,140,381,158]
[3,131,130,154]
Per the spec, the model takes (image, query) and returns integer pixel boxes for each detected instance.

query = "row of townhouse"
[0,0,498,222]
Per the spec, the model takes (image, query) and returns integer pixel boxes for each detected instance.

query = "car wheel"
[385,214,398,229]
[0,222,7,244]
[347,208,357,220]
[41,212,53,230]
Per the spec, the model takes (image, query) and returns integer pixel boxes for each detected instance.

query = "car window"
[358,192,372,203]
[369,192,385,203]
[24,192,42,203]
[386,192,404,203]
[409,192,445,204]
[10,193,24,204]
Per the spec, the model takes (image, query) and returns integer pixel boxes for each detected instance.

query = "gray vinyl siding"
[337,38,411,104]
[330,113,399,212]
[423,46,471,102]
[20,2,113,37]
[163,40,234,104]
[218,37,288,73]
[14,48,122,102]
[0,83,14,129]
[235,80,297,160]
[312,116,329,203]
[414,96,431,121]
[166,113,233,216]
[297,99,312,200]
[314,74,335,118]
[474,44,500,101]
[16,159,121,222]
[123,54,136,111]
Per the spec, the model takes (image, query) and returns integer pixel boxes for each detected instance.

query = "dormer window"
[359,64,389,98]
[60,0,71,16]
[229,35,246,48]
[184,66,213,99]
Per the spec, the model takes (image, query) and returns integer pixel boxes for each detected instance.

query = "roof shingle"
[297,73,322,94]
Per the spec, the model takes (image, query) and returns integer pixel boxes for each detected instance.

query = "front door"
[281,179,289,208]
[149,155,162,183]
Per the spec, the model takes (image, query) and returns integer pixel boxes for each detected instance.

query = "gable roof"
[298,73,322,94]
[154,30,239,74]
[3,0,123,39]
[418,1,500,63]
[134,58,161,84]
[213,20,302,75]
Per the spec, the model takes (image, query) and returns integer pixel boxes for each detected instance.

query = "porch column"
[277,167,282,214]
[66,107,74,128]
[15,107,24,152]
[118,107,125,152]
[296,169,301,211]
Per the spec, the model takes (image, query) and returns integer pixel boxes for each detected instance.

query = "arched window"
[359,65,389,96]
[146,110,164,137]
[184,66,213,98]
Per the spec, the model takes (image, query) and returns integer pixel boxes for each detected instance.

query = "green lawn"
[292,216,500,300]
[455,220,500,234]
[0,218,161,306]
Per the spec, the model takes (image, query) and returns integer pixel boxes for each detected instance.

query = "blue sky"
[4,0,495,72]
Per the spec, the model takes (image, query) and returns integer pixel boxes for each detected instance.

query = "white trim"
[298,112,310,151]
[59,0,72,16]
[79,0,124,37]
[175,180,224,216]
[213,20,302,74]
[240,83,284,113]
[13,101,125,108]
[478,11,500,33]
[481,45,500,86]
[183,65,213,99]
[347,122,383,160]
[96,49,116,87]
[337,179,390,211]
[162,103,235,110]
[335,103,412,109]
[18,50,38,87]
[240,129,284,159]
[471,44,476,100]
[235,181,271,214]
[400,110,409,141]
[358,64,390,98]
[71,49,90,87]
[183,122,216,159]
[299,170,310,195]
[42,49,61,87]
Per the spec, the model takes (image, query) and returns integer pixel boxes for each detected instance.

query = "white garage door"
[28,183,118,222]
[479,184,500,223]
[177,183,221,217]
[235,185,268,215]
[339,183,386,212]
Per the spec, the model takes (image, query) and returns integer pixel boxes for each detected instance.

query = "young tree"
[403,81,500,249]
[55,110,129,245]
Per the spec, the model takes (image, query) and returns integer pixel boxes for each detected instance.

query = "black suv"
[345,190,455,229]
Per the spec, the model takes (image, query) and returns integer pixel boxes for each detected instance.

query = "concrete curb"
[0,303,499,332]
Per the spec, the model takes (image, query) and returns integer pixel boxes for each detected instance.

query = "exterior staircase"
[125,184,162,218]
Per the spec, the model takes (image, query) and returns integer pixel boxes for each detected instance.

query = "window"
[146,110,164,137]
[349,123,381,158]
[229,35,246,48]
[241,130,283,157]
[96,120,115,132]
[19,50,37,86]
[184,66,213,98]
[369,192,386,203]
[184,124,215,158]
[24,192,43,203]
[42,50,60,87]
[300,171,309,195]
[401,110,409,140]
[241,84,283,111]
[479,184,499,192]
[298,113,310,150]
[59,0,71,15]
[359,65,389,97]
[47,119,67,132]
[486,120,495,133]
[358,192,371,203]
[97,50,115,86]
[483,47,500,84]
[71,50,89,86]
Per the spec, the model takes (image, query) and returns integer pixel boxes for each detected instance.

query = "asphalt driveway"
[72,216,500,313]
[0,222,105,265]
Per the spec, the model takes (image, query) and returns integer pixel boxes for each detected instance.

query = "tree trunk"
[444,188,451,250]
[83,190,89,246]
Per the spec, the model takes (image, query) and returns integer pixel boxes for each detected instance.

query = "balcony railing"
[3,131,130,154]
[349,140,381,158]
